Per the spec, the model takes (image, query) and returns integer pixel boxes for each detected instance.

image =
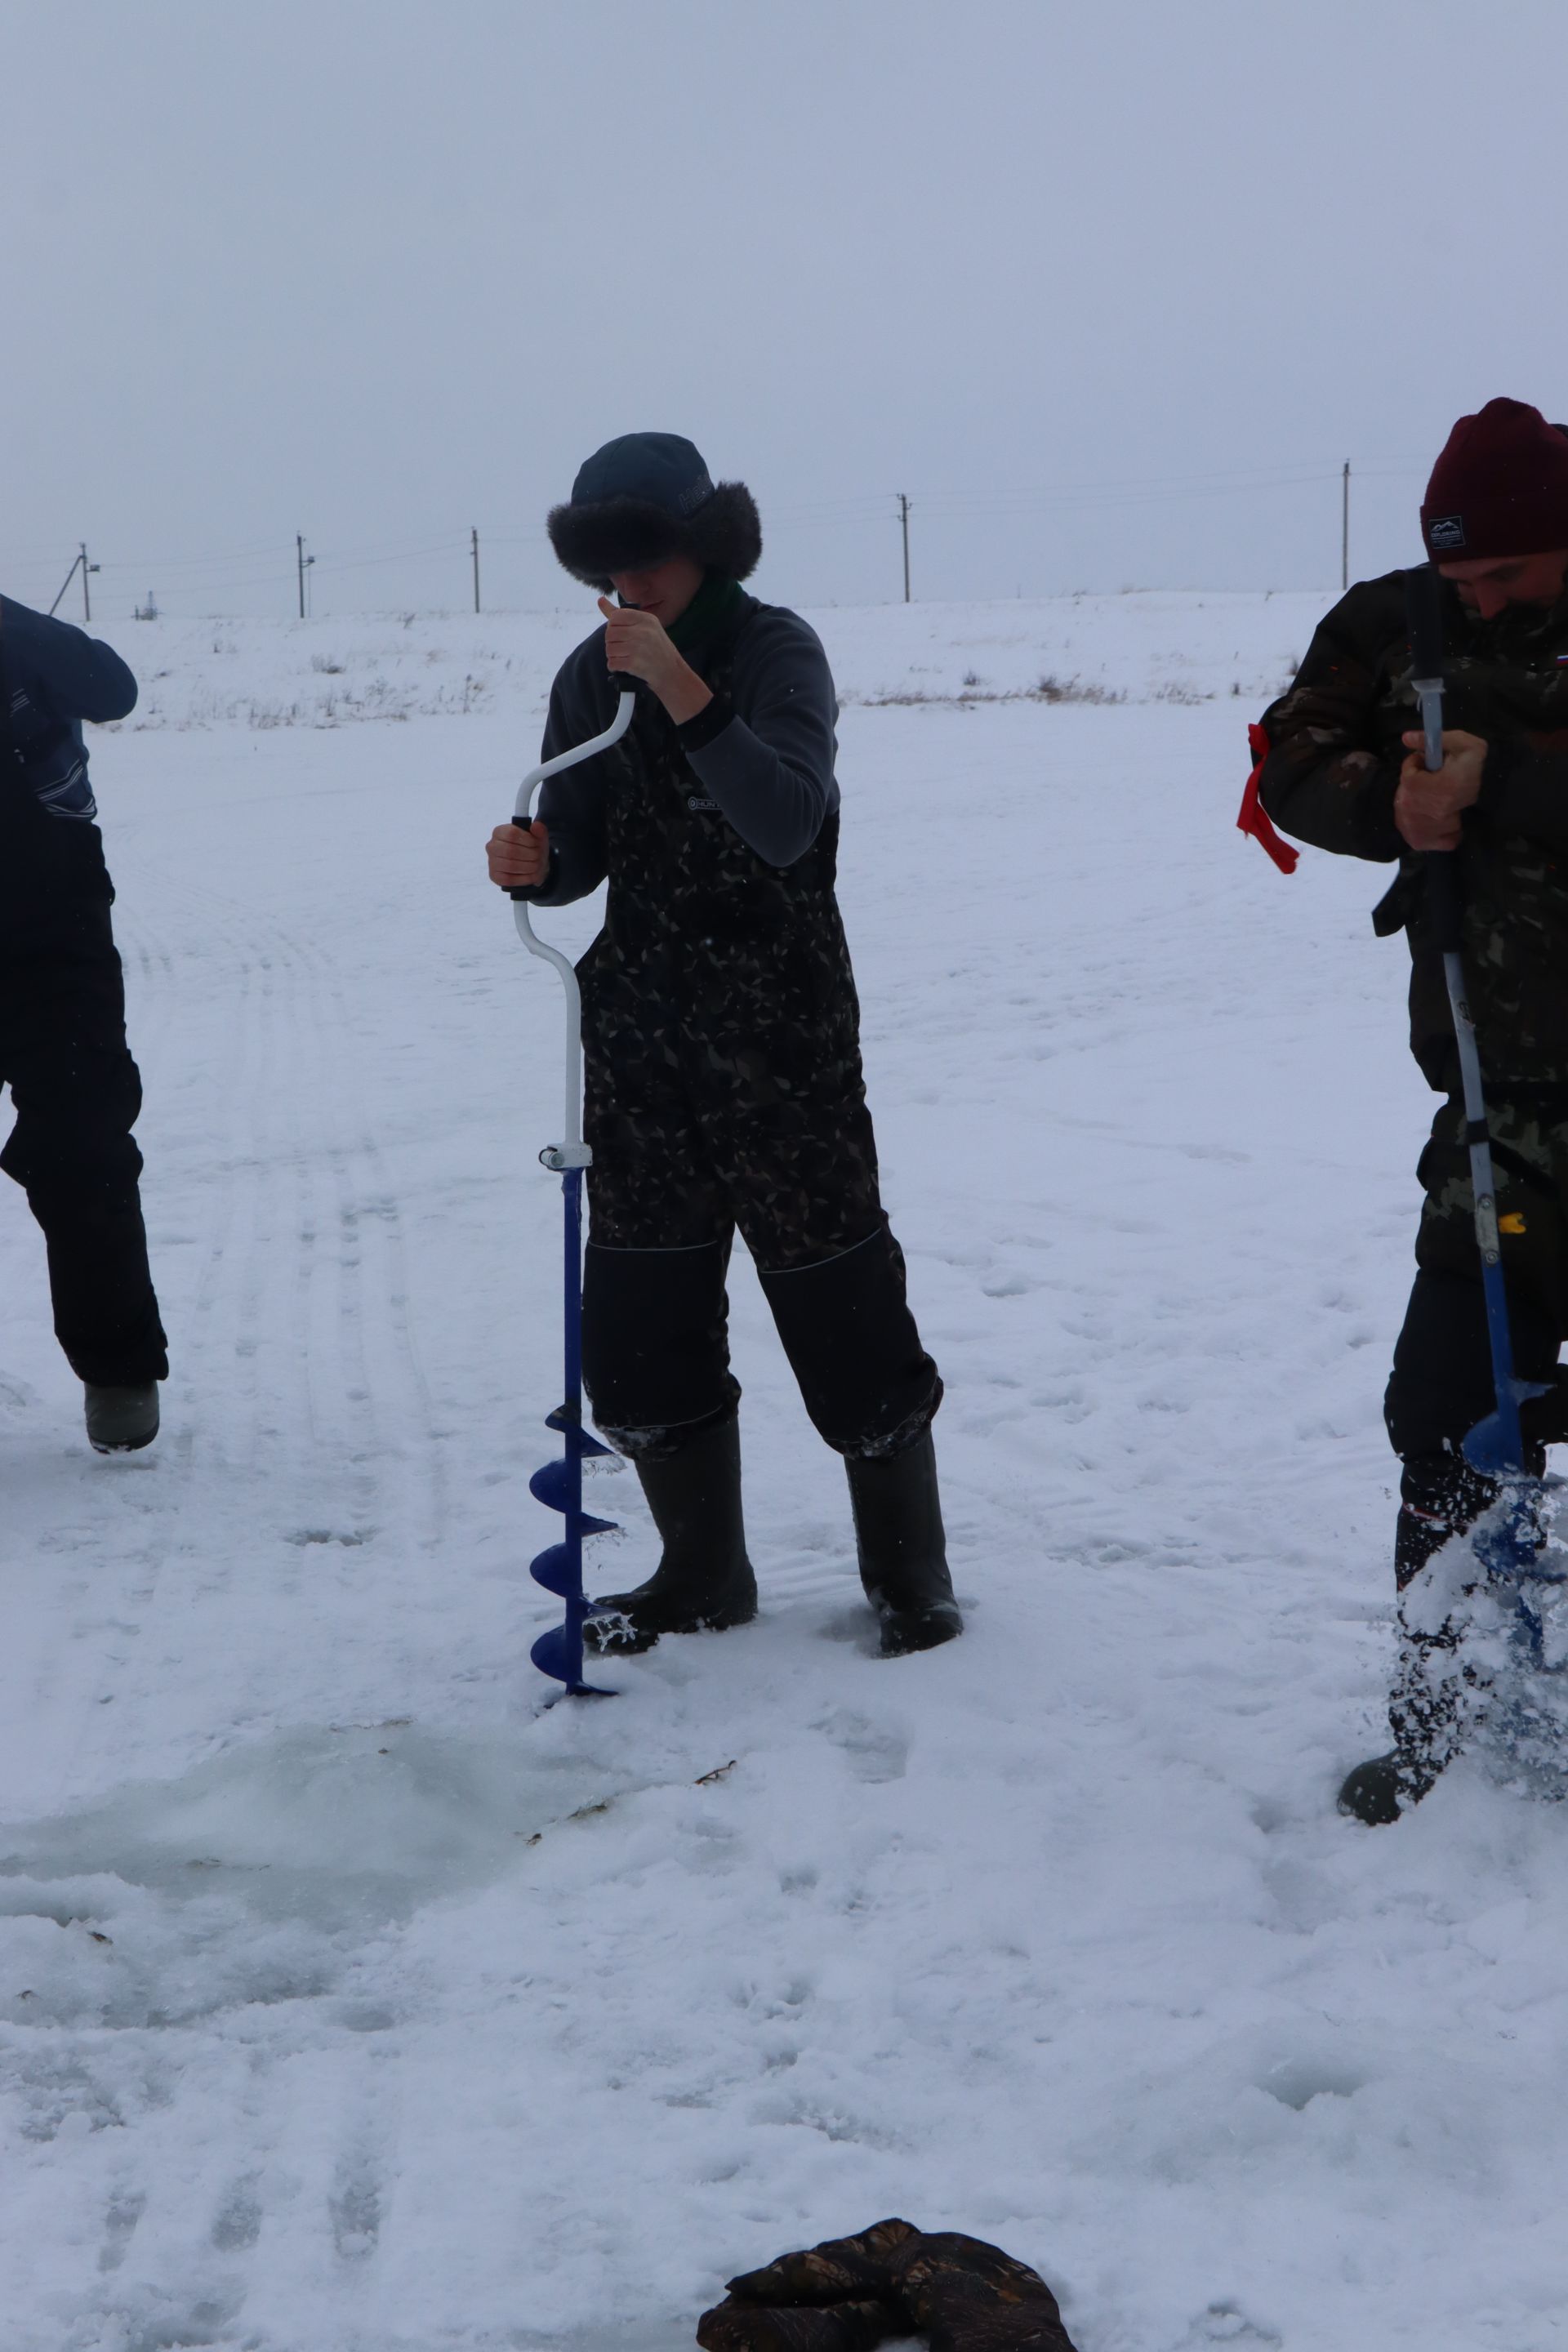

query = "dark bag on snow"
[696,2216,1080,2352]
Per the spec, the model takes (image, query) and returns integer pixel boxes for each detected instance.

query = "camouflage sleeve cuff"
[675,693,736,752]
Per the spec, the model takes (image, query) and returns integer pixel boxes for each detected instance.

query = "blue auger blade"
[530,1622,617,1697]
[530,1624,577,1681]
[546,1405,614,1457]
[530,1541,577,1600]
[529,1459,574,1512]
[528,1528,621,1593]
[1463,1380,1552,1477]
[530,1459,621,1530]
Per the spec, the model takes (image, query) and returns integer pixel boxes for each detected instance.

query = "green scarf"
[664,571,747,657]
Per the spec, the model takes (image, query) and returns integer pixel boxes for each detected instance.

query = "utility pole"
[296,533,314,620]
[471,526,481,614]
[79,542,100,624]
[1341,462,1350,592]
[898,492,911,603]
[48,550,82,617]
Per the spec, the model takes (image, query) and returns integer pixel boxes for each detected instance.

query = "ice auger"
[507,687,636,1695]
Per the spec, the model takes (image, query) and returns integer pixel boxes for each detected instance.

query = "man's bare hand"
[487,819,550,889]
[1395,728,1488,853]
[597,595,712,724]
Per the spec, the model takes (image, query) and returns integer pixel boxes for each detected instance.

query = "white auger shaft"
[511,692,635,1163]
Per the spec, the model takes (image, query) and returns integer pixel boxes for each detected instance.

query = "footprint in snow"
[1176,2305,1282,2347]
[330,2157,383,2261]
[814,1708,909,1784]
[97,2189,146,2274]
[210,2176,263,2252]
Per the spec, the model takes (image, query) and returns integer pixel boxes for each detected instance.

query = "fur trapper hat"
[547,431,762,590]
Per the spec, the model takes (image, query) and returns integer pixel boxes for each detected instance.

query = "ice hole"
[0,1723,639,1931]
[1258,2056,1366,2111]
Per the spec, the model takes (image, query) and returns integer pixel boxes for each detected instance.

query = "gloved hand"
[696,2217,1078,2352]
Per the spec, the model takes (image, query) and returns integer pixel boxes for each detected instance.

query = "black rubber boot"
[584,1414,757,1655]
[1336,1753,1405,1827]
[84,1380,160,1454]
[1339,1627,1475,1824]
[845,1432,962,1657]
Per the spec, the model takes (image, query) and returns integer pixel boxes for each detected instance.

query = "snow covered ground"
[2,593,1563,2352]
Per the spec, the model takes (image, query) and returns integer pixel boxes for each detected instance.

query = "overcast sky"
[2,0,1563,621]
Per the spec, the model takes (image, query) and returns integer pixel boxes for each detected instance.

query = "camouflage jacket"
[1258,568,1568,1092]
[528,595,862,1089]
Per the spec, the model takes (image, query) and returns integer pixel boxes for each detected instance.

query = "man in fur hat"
[1252,397,1568,1821]
[486,432,960,1657]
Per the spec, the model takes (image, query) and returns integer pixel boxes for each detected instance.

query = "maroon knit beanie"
[1421,397,1568,559]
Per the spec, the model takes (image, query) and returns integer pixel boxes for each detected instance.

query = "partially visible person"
[0,594,167,1449]
[1251,397,1568,1821]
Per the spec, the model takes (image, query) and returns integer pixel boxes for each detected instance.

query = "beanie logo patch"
[1428,514,1467,550]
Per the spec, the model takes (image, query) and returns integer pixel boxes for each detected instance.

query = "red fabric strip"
[1236,721,1298,874]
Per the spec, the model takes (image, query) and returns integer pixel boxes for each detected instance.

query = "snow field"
[95,589,1319,733]
[0,596,1565,2351]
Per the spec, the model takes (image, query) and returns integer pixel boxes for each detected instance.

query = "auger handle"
[507,688,637,896]
[508,690,635,1158]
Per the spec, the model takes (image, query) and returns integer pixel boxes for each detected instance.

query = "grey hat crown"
[570,433,715,521]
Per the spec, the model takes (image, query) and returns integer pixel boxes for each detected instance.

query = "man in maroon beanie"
[1254,396,1568,1824]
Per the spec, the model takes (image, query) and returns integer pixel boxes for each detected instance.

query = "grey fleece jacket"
[527,602,840,905]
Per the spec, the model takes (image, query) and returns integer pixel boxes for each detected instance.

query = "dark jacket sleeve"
[675,611,839,867]
[1255,583,1403,863]
[0,595,138,723]
[1477,745,1568,853]
[521,640,612,907]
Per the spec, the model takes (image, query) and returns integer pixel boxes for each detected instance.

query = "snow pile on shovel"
[1401,1492,1568,1799]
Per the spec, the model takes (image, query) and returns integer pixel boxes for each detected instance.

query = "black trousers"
[0,936,167,1386]
[1384,1093,1568,1466]
[580,1036,940,1461]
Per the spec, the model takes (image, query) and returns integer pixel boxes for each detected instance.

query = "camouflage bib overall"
[577,603,940,1459]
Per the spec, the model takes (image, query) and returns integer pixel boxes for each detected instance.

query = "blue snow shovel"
[1405,568,1568,1773]
[507,685,637,1697]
